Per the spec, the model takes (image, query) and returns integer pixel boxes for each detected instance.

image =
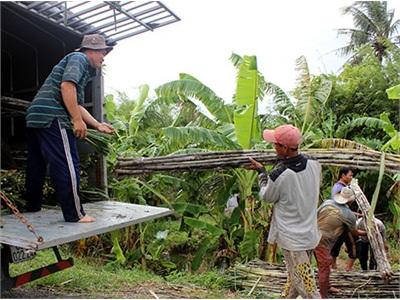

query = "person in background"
[314,186,367,298]
[248,124,321,299]
[356,217,386,270]
[330,167,359,271]
[25,34,114,223]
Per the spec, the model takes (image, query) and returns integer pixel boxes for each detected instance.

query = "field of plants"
[2,1,400,298]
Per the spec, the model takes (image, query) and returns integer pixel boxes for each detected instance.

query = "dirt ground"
[1,281,238,299]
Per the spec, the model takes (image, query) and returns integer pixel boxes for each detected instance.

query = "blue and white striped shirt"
[26,52,96,128]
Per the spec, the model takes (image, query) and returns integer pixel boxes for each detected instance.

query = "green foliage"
[337,1,400,62]
[156,74,233,123]
[386,84,400,100]
[233,55,261,149]
[162,126,240,152]
[99,43,400,277]
[238,230,259,260]
[165,270,227,290]
[327,50,400,130]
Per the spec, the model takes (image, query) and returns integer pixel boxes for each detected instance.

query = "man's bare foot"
[328,287,341,293]
[78,215,96,223]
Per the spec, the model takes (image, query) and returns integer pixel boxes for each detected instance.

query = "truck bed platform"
[0,201,173,250]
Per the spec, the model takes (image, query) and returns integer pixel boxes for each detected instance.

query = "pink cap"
[262,124,302,148]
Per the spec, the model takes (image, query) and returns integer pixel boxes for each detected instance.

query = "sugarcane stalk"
[227,260,399,298]
[351,179,393,281]
[116,149,400,176]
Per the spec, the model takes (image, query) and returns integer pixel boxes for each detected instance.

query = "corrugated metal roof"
[13,1,180,44]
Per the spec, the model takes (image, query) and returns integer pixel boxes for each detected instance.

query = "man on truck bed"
[25,34,114,223]
[248,124,321,298]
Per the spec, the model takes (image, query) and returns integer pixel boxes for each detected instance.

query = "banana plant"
[155,54,269,262]
[264,56,333,145]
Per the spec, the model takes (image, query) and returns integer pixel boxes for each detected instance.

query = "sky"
[104,0,400,104]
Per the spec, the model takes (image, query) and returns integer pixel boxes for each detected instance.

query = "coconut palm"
[337,1,400,62]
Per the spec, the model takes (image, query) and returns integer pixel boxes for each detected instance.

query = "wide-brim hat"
[334,186,356,204]
[76,34,113,54]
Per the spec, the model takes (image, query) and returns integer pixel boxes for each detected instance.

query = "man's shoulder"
[269,154,319,182]
[64,52,89,65]
[269,164,287,182]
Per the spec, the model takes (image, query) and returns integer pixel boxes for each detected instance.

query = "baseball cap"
[262,124,302,148]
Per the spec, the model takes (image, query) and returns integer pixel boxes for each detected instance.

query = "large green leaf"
[104,94,117,122]
[238,229,259,260]
[294,56,332,135]
[162,126,241,150]
[184,217,224,236]
[111,235,126,265]
[379,112,397,138]
[156,76,233,123]
[172,202,209,217]
[386,84,400,99]
[128,84,150,136]
[233,55,260,149]
[191,236,211,271]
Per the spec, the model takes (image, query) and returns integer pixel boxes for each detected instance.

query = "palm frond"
[264,82,292,108]
[156,78,233,124]
[162,126,241,153]
[342,4,379,35]
[230,53,243,69]
[347,116,387,130]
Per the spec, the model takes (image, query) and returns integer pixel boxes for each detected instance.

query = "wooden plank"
[0,201,173,250]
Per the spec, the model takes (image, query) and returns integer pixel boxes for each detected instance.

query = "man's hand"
[248,156,264,170]
[96,122,114,134]
[73,119,87,139]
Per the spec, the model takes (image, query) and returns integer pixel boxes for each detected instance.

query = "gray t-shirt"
[356,217,385,242]
[258,154,321,251]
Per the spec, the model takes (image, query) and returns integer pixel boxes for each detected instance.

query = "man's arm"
[79,106,114,134]
[248,157,279,203]
[351,229,367,236]
[61,81,87,139]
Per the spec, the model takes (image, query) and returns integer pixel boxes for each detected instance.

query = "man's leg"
[330,233,345,269]
[283,249,319,299]
[357,241,369,271]
[314,244,333,298]
[25,128,47,212]
[36,120,92,222]
[281,257,299,299]
[369,244,377,270]
[344,232,357,271]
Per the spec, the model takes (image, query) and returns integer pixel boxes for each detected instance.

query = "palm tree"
[337,1,400,62]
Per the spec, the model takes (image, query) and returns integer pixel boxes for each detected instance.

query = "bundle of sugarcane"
[85,129,112,155]
[351,180,393,281]
[116,149,400,176]
[228,259,400,298]
[1,96,30,111]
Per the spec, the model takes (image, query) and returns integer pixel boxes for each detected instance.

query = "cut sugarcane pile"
[116,149,400,176]
[228,259,400,298]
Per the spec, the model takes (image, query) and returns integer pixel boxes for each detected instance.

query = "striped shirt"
[26,52,96,128]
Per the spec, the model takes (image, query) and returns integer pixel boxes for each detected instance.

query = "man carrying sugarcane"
[314,186,367,298]
[25,34,114,223]
[248,124,321,299]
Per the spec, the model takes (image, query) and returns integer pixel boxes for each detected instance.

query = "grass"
[9,247,161,291]
[8,246,239,298]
